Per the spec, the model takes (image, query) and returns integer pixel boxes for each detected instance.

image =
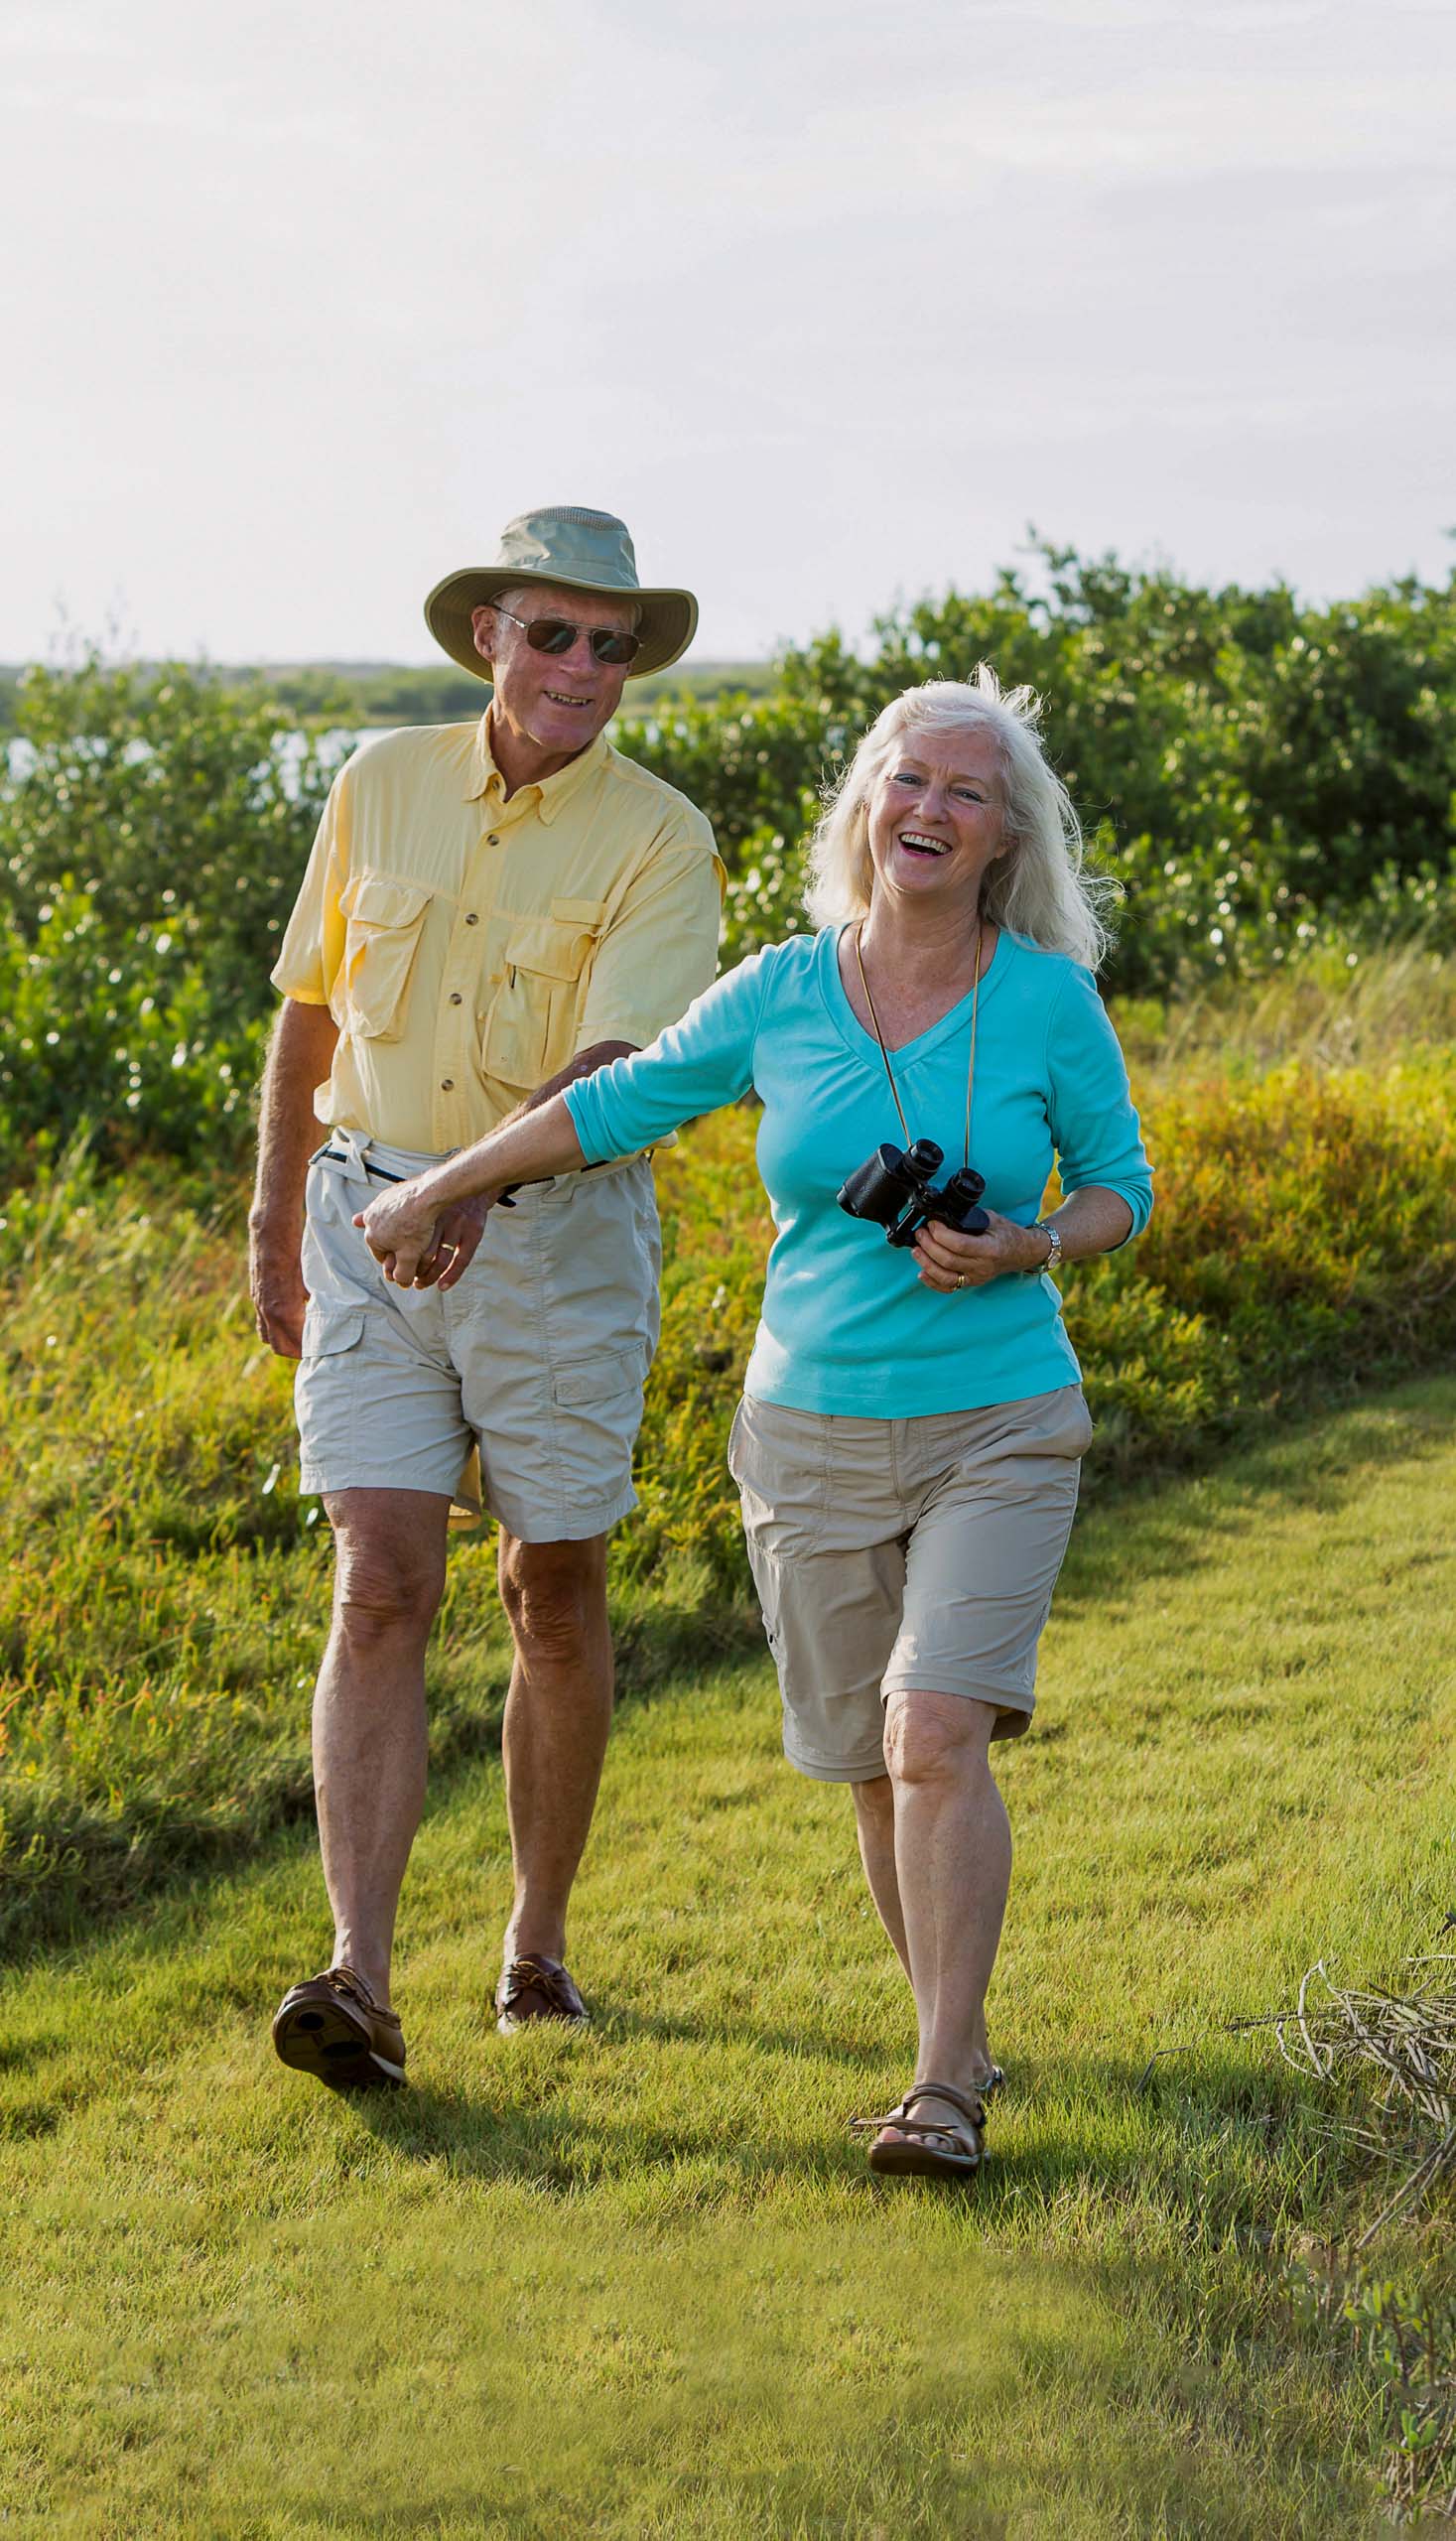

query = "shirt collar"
[463,711,610,824]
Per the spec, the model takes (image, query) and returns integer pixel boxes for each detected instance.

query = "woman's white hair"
[803,667,1118,972]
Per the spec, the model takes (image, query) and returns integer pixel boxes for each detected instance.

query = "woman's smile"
[867,727,1007,899]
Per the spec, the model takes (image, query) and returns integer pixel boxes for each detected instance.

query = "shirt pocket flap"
[504,900,606,981]
[340,873,434,932]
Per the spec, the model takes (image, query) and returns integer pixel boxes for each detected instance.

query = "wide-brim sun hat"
[424,506,698,683]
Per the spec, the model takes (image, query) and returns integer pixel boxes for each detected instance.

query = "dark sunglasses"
[490,602,641,667]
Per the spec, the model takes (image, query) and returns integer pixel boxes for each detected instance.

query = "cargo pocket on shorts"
[300,1303,366,1363]
[294,1305,367,1480]
[339,873,434,1041]
[551,1345,643,1407]
[482,899,605,1090]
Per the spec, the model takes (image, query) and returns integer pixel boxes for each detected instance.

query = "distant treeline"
[0,656,773,736]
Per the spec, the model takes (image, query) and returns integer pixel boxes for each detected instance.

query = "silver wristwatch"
[1032,1219,1063,1274]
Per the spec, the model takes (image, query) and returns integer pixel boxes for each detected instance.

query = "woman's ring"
[954,1273,968,1291]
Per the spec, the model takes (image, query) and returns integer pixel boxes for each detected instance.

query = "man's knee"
[329,1510,447,1646]
[498,1534,606,1664]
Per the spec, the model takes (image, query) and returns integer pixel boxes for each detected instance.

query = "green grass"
[3,1376,1452,2535]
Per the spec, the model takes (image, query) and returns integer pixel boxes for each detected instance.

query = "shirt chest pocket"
[339,872,435,1042]
[481,897,606,1089]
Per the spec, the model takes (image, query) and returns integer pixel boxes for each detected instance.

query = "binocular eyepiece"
[838,1138,990,1249]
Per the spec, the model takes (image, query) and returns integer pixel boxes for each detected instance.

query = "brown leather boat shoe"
[272,1963,406,2089]
[495,1954,591,2035]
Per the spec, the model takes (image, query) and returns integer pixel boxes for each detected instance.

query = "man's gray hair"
[802,667,1119,972]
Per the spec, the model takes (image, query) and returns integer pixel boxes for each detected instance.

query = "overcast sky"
[5,0,1453,665]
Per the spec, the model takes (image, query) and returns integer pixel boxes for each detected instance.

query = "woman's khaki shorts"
[728,1386,1093,1781]
[295,1133,660,1542]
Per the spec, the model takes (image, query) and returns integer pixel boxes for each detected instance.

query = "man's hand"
[356,1178,497,1289]
[411,1191,494,1291]
[249,1219,310,1357]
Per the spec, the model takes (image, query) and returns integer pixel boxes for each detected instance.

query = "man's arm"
[508,1038,637,1120]
[248,998,338,1358]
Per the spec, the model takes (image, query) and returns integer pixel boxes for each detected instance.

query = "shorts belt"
[316,1127,450,1183]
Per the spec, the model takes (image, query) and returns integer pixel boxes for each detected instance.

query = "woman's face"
[864,726,1007,920]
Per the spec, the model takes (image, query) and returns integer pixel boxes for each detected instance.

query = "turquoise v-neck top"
[564,926,1153,1417]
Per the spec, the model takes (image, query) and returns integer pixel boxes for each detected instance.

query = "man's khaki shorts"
[728,1385,1093,1781]
[295,1132,660,1542]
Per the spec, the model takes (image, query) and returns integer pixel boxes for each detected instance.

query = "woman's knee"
[882,1690,996,1788]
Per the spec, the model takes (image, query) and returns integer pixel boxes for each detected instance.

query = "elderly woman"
[357,671,1152,2182]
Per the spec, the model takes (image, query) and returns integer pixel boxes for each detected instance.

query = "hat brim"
[424,567,698,683]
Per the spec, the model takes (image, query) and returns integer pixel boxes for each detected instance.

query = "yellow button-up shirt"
[271,715,725,1152]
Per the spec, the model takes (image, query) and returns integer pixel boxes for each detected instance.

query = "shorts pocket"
[339,872,434,1041]
[727,1396,831,1556]
[301,1304,367,1361]
[482,900,605,1090]
[552,1346,643,1407]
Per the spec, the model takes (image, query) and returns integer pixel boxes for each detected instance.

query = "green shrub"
[0,653,341,1170]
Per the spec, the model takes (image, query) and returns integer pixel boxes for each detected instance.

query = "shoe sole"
[272,1999,406,2090]
[495,2010,591,2037]
[867,2142,982,2181]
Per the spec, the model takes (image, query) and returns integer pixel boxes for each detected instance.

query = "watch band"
[1033,1219,1063,1273]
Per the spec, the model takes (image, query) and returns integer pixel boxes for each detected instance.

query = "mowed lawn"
[3,1379,1453,2539]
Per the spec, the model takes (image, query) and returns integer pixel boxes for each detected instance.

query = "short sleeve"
[575,807,725,1053]
[270,766,349,1007]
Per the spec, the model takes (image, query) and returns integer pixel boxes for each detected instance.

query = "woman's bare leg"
[851,1773,909,1976]
[876,1688,1008,2139]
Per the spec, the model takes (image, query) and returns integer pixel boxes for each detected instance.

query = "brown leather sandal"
[852,2078,987,2180]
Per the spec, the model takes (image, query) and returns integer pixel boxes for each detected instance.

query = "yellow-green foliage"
[1,1044,1453,1951]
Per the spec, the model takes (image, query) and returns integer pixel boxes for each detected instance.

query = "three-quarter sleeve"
[1046,964,1154,1239]
[270,766,350,1008]
[564,947,769,1162]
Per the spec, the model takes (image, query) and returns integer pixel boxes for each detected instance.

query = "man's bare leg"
[313,1487,452,2007]
[496,1530,612,1968]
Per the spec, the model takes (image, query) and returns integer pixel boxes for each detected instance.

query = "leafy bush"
[622,543,1456,995]
[4,551,1454,1173]
[0,653,341,1170]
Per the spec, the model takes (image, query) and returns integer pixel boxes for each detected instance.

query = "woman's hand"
[355,1179,497,1289]
[912,1210,1046,1294]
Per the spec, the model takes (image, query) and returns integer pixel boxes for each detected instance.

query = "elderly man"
[249,507,722,2088]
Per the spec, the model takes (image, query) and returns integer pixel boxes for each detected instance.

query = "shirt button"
[464,911,479,926]
[449,992,463,1005]
[441,1078,454,1092]
[487,833,500,846]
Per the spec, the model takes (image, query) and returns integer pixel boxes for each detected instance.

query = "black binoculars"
[837,1138,990,1249]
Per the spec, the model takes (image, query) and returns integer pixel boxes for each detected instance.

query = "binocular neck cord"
[854,917,985,1168]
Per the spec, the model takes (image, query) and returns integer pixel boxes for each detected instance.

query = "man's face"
[472,583,636,767]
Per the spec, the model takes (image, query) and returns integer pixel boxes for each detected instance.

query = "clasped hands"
[354,1180,498,1289]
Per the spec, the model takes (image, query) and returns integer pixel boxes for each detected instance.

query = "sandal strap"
[900,2079,986,2127]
